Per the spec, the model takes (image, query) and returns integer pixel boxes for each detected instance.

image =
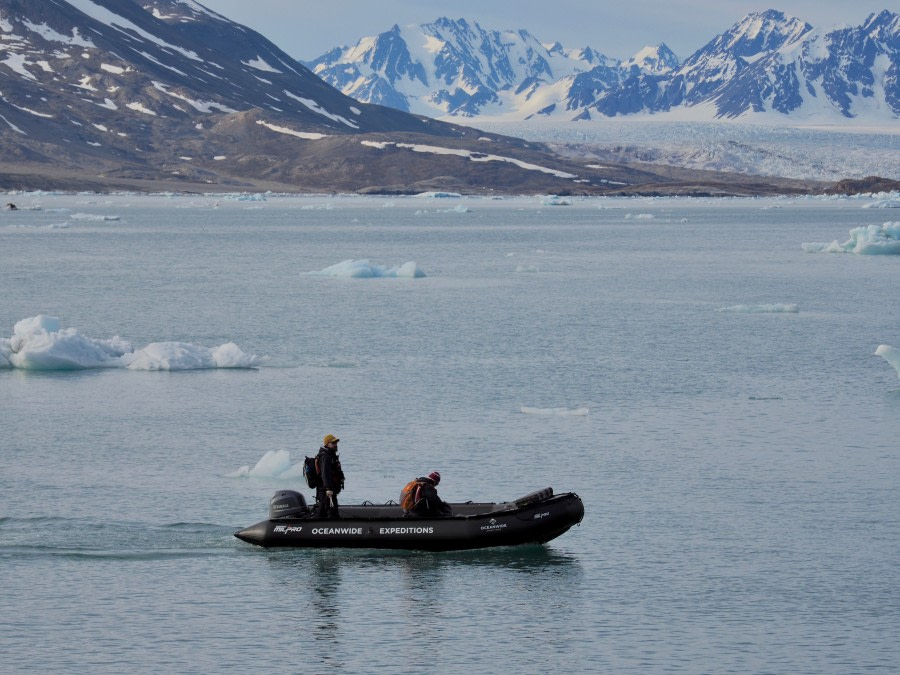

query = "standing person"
[315,434,344,518]
[400,471,451,517]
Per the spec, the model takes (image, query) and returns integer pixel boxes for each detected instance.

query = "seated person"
[401,471,452,517]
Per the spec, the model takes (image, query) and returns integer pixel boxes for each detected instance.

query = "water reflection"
[262,544,584,665]
[264,543,580,575]
[308,554,344,669]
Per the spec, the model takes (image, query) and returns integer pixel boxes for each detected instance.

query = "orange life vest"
[400,480,424,511]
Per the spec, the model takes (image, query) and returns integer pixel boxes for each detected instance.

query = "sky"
[196,0,892,61]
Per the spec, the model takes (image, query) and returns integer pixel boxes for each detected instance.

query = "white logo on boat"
[534,511,550,520]
[480,518,507,532]
[273,525,303,534]
[379,527,434,535]
[311,527,363,535]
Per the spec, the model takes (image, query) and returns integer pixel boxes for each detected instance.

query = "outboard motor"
[269,490,308,519]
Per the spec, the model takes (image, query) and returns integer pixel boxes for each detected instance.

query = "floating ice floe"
[541,196,571,206]
[228,450,304,479]
[0,315,263,370]
[225,193,267,202]
[802,222,900,254]
[520,406,589,416]
[308,259,426,278]
[862,200,900,209]
[875,345,900,379]
[70,213,120,221]
[416,191,461,198]
[716,304,799,313]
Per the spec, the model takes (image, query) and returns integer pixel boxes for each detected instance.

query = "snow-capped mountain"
[0,0,632,194]
[309,10,899,123]
[622,44,680,75]
[306,17,629,118]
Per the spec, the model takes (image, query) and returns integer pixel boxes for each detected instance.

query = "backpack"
[400,480,422,511]
[303,455,321,489]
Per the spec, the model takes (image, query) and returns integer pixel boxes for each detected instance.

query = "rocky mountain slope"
[0,0,618,193]
[0,1,830,195]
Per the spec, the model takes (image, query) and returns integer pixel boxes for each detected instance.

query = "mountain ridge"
[308,9,900,124]
[0,0,659,194]
[0,1,853,195]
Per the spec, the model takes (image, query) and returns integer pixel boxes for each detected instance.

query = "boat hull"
[235,492,583,551]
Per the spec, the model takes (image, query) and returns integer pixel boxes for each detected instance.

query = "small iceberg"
[802,222,900,254]
[0,315,264,370]
[862,199,900,209]
[228,450,304,479]
[416,191,461,199]
[875,344,900,379]
[70,213,120,221]
[715,304,799,313]
[520,406,589,417]
[541,196,571,206]
[308,259,426,278]
[225,193,267,202]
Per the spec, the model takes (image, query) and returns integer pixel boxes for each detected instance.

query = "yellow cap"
[323,434,339,445]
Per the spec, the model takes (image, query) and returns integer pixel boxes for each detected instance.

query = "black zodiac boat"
[235,487,584,551]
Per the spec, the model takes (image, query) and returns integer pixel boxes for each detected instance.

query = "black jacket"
[316,446,344,493]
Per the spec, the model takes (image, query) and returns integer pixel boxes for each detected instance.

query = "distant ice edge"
[0,315,264,371]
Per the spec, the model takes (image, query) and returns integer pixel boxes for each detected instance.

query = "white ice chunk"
[124,342,216,370]
[308,259,426,278]
[415,191,461,198]
[863,200,900,209]
[70,213,120,221]
[124,341,263,370]
[541,196,571,206]
[228,450,304,479]
[716,304,799,313]
[4,315,131,370]
[0,316,263,371]
[875,344,900,379]
[520,406,589,416]
[212,342,264,368]
[802,222,900,254]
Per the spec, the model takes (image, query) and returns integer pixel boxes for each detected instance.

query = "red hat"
[428,471,441,484]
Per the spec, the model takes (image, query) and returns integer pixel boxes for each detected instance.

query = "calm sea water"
[2,193,898,673]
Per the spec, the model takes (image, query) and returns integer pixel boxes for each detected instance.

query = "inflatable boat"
[234,487,584,551]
